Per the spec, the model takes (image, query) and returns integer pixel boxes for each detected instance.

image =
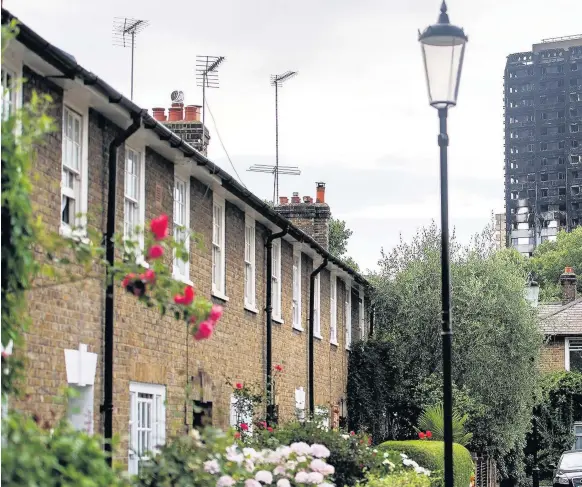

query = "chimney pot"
[316,182,326,203]
[303,196,313,204]
[279,196,289,205]
[184,105,201,122]
[168,106,184,122]
[152,107,167,122]
[559,267,577,305]
[291,193,301,204]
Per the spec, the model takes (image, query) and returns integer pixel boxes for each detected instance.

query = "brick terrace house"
[538,267,582,450]
[1,9,371,472]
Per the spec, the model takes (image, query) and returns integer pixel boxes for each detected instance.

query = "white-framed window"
[1,67,17,121]
[272,239,282,322]
[315,406,330,430]
[292,250,302,330]
[565,337,582,373]
[173,175,191,283]
[244,216,257,311]
[61,103,89,237]
[345,283,352,350]
[313,264,321,338]
[212,194,227,299]
[295,387,306,422]
[330,275,338,344]
[574,422,582,450]
[230,394,253,433]
[359,295,366,340]
[129,382,166,475]
[64,343,97,436]
[124,146,145,251]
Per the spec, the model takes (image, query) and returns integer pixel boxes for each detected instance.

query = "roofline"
[2,8,369,287]
[539,297,582,321]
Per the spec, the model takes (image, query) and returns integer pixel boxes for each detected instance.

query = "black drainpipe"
[265,226,288,425]
[369,304,375,337]
[102,114,141,464]
[308,258,328,416]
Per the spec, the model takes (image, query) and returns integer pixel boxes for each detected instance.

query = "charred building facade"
[504,36,582,256]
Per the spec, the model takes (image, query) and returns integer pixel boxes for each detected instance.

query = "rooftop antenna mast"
[196,55,225,155]
[248,71,300,205]
[112,17,150,101]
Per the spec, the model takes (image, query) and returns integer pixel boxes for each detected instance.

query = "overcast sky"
[7,0,582,271]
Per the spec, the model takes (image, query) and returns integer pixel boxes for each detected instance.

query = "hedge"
[380,440,474,487]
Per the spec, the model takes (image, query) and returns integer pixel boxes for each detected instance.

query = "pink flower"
[1,351,10,359]
[307,472,324,484]
[150,214,169,240]
[275,364,283,372]
[295,472,309,484]
[194,320,214,341]
[140,269,156,283]
[350,431,355,436]
[310,444,330,459]
[148,244,164,259]
[209,304,223,323]
[121,273,136,288]
[174,286,195,305]
[240,423,249,431]
[217,476,236,487]
[426,430,432,439]
[234,432,241,440]
[255,471,273,484]
[267,426,274,433]
[418,432,426,439]
[235,382,244,390]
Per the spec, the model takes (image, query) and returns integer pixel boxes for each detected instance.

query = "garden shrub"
[380,440,473,487]
[249,421,374,487]
[1,412,129,487]
[364,472,431,487]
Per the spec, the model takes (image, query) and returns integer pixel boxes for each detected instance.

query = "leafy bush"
[1,412,129,487]
[417,403,473,446]
[136,427,337,487]
[364,472,431,487]
[249,421,375,487]
[380,440,473,487]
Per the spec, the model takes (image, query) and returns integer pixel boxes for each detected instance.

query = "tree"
[329,216,360,271]
[348,222,541,483]
[530,227,582,302]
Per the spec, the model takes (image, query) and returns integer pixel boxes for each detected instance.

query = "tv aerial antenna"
[196,55,225,155]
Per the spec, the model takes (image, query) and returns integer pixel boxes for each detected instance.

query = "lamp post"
[418,3,467,487]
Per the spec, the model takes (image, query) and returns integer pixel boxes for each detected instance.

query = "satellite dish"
[171,90,184,103]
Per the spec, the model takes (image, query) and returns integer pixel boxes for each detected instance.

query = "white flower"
[244,448,259,460]
[341,434,350,440]
[246,480,262,487]
[277,479,291,487]
[306,472,324,484]
[382,459,395,469]
[276,446,292,459]
[217,476,236,487]
[204,459,221,474]
[309,459,335,476]
[319,483,335,487]
[310,444,330,459]
[274,466,287,476]
[226,445,244,465]
[399,453,408,459]
[190,429,201,440]
[295,471,309,483]
[403,458,419,469]
[372,449,378,454]
[297,456,307,464]
[414,466,431,476]
[285,461,298,471]
[255,470,274,484]
[245,459,256,473]
[291,442,312,456]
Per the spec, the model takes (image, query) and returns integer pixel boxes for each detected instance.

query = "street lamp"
[418,3,468,487]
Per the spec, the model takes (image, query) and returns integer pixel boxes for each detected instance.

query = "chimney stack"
[275,182,331,250]
[184,105,201,122]
[559,267,577,305]
[152,107,167,122]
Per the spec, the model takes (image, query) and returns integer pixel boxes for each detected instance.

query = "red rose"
[175,285,195,305]
[140,269,156,283]
[418,432,426,439]
[193,320,213,341]
[234,432,241,439]
[148,244,164,259]
[122,273,136,288]
[240,423,249,431]
[426,430,432,439]
[235,382,243,390]
[208,305,223,323]
[150,214,169,240]
[350,431,355,436]
[267,426,274,433]
[259,421,267,429]
[275,364,283,372]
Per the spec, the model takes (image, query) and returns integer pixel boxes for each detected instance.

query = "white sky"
[6,0,582,271]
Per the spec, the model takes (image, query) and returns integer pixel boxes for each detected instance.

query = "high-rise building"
[504,36,582,256]
[494,213,506,250]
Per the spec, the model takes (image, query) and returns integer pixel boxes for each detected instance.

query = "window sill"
[59,224,89,244]
[292,324,304,332]
[212,290,229,302]
[244,305,259,314]
[330,340,339,347]
[173,273,193,286]
[314,334,323,340]
[273,316,284,325]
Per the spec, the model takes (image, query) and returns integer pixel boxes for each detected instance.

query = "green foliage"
[523,371,582,482]
[380,440,474,487]
[1,412,130,487]
[364,472,431,487]
[329,217,353,258]
[249,421,374,487]
[530,227,582,301]
[350,222,541,481]
[417,404,473,447]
